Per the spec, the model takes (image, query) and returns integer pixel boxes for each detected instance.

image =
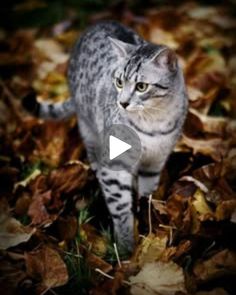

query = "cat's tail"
[22,91,76,120]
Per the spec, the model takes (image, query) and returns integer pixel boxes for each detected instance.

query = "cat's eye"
[135,82,148,92]
[115,78,123,89]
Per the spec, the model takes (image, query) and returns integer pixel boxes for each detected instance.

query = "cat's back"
[68,21,142,96]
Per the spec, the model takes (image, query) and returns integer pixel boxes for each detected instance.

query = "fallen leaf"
[25,245,68,288]
[0,259,29,295]
[193,249,236,282]
[215,199,236,221]
[129,261,186,295]
[87,252,112,274]
[56,216,78,241]
[28,190,55,226]
[14,168,41,190]
[192,189,214,221]
[48,162,89,195]
[0,199,35,249]
[35,38,69,79]
[166,192,192,230]
[178,134,228,161]
[133,234,168,267]
[32,121,71,166]
[15,192,31,216]
[81,223,107,257]
[152,200,168,215]
[162,240,192,262]
[185,108,229,137]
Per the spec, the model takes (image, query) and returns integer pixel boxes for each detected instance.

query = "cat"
[23,21,188,252]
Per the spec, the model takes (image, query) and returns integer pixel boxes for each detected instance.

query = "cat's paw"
[22,90,40,116]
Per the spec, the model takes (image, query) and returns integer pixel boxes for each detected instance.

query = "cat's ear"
[108,37,134,58]
[152,48,178,72]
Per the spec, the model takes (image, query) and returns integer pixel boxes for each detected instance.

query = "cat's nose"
[120,102,130,109]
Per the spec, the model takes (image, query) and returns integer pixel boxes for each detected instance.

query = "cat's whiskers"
[144,105,164,112]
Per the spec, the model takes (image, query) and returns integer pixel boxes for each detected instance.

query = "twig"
[113,243,121,268]
[153,200,166,204]
[95,268,131,286]
[148,194,153,235]
[159,224,176,245]
[40,286,58,295]
[95,268,114,280]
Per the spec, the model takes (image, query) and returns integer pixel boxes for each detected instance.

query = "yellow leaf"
[192,189,213,217]
[134,234,168,267]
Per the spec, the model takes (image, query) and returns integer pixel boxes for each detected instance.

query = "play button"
[96,124,142,172]
[109,135,131,160]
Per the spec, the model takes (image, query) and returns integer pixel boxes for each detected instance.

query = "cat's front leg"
[138,166,161,198]
[97,167,135,252]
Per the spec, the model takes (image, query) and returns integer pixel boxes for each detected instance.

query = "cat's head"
[109,37,183,119]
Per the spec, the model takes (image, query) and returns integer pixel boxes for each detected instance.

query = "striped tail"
[22,91,76,120]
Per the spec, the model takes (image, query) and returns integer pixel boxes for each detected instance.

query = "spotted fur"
[24,21,188,252]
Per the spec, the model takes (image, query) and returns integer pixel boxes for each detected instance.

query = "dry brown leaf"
[28,190,55,226]
[152,200,168,215]
[0,199,35,250]
[32,121,70,166]
[0,259,29,295]
[25,245,68,288]
[15,193,31,216]
[34,38,69,79]
[215,199,236,221]
[149,27,178,49]
[178,134,228,161]
[166,192,192,231]
[87,252,112,274]
[179,176,208,193]
[56,216,77,241]
[193,249,236,282]
[185,108,229,137]
[192,189,214,221]
[187,85,204,102]
[129,261,186,295]
[162,240,192,262]
[192,164,236,219]
[48,161,89,195]
[133,234,168,267]
[222,148,236,181]
[80,223,107,257]
[14,168,41,190]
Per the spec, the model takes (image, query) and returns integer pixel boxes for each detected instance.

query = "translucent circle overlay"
[96,124,142,172]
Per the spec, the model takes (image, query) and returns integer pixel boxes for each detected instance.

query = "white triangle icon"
[109,135,132,160]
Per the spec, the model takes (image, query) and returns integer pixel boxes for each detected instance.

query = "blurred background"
[0,0,236,29]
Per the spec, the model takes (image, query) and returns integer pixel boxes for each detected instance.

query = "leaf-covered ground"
[0,1,236,295]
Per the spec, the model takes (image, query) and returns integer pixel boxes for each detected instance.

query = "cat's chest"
[138,131,177,165]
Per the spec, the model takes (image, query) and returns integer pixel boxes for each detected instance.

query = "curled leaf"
[0,200,35,249]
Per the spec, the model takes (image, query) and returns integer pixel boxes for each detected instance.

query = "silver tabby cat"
[25,21,188,252]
